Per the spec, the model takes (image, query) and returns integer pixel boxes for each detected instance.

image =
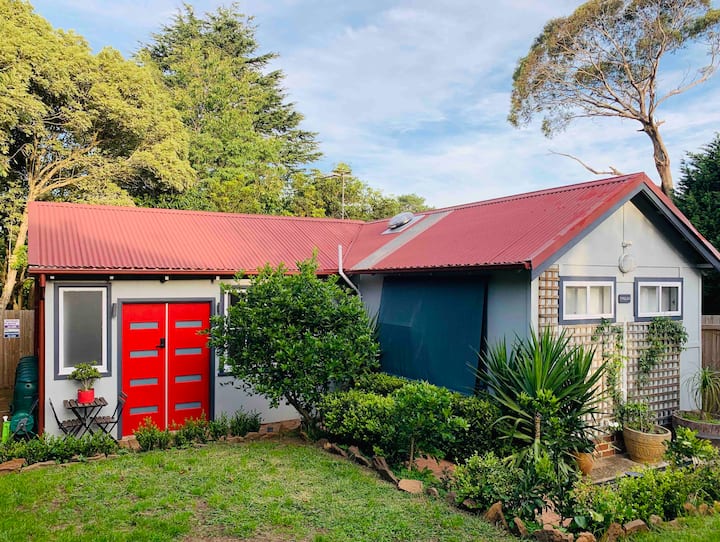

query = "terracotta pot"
[623,425,671,464]
[574,452,595,475]
[77,389,95,404]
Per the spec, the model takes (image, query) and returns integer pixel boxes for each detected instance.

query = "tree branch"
[549,150,624,176]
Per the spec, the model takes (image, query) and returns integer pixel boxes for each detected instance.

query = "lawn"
[0,439,512,542]
[631,514,720,542]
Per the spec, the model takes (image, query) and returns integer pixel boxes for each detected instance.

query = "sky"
[31,0,720,208]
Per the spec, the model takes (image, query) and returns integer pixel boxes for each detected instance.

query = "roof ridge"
[31,201,367,225]
[363,173,644,221]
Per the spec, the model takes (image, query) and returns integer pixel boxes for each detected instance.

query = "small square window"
[560,278,615,324]
[635,279,682,319]
[56,285,109,377]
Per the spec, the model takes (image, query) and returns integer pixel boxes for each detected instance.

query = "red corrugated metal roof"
[28,202,363,275]
[27,173,720,276]
[344,172,720,273]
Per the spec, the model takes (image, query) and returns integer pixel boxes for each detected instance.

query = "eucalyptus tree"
[510,0,720,195]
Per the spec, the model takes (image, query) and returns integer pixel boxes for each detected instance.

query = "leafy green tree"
[509,0,720,195]
[210,257,379,429]
[674,134,720,313]
[139,4,320,214]
[0,0,193,308]
[287,164,431,220]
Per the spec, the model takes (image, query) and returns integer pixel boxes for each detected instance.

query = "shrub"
[453,452,523,512]
[0,433,118,465]
[390,381,467,468]
[209,413,230,440]
[573,466,703,533]
[134,417,162,452]
[228,409,261,436]
[353,373,409,396]
[173,415,211,446]
[320,390,396,457]
[446,394,504,462]
[665,426,718,466]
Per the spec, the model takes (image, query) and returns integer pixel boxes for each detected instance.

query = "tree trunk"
[0,204,30,310]
[643,123,674,196]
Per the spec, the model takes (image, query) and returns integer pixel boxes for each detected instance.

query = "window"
[56,285,109,376]
[635,279,682,319]
[219,288,243,375]
[560,278,615,324]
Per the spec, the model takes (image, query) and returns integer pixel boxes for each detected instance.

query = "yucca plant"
[477,328,607,471]
[690,367,720,416]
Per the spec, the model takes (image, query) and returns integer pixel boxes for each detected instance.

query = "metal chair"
[48,397,83,437]
[95,391,127,437]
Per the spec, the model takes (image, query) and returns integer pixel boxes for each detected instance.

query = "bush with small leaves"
[453,452,524,512]
[353,373,409,396]
[228,409,261,436]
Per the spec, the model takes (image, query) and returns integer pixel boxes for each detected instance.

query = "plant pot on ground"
[69,363,102,403]
[673,368,720,443]
[621,400,670,463]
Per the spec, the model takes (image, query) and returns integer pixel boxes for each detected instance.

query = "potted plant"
[621,400,671,463]
[69,362,102,403]
[673,367,720,442]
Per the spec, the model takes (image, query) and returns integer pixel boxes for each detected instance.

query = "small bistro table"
[63,397,108,437]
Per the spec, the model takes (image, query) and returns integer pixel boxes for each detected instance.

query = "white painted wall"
[486,270,532,348]
[43,277,297,437]
[552,201,704,410]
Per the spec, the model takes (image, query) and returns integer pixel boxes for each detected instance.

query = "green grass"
[0,439,511,541]
[631,515,720,541]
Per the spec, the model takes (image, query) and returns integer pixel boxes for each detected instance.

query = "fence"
[703,315,720,371]
[0,310,36,416]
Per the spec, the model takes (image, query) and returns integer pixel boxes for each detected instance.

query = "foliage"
[509,0,720,194]
[228,409,261,437]
[353,372,410,396]
[572,465,705,533]
[0,0,194,309]
[446,393,505,462]
[138,4,319,214]
[638,317,688,386]
[208,413,230,440]
[286,163,432,220]
[68,363,102,391]
[320,389,396,457]
[592,318,625,420]
[477,328,606,471]
[665,426,718,466]
[391,381,468,468]
[134,418,172,451]
[210,256,379,429]
[453,452,524,512]
[0,432,118,465]
[172,415,211,447]
[675,133,720,313]
[689,367,720,415]
[619,400,657,433]
[0,442,514,542]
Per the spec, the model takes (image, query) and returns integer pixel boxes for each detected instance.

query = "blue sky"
[31,0,720,207]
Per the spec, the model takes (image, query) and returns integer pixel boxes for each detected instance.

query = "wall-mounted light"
[619,241,636,273]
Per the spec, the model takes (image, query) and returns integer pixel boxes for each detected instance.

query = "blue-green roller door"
[377,276,486,394]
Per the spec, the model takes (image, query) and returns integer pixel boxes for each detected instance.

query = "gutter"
[338,245,361,297]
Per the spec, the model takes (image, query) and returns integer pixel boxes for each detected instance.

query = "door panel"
[167,303,210,427]
[121,304,166,434]
[121,302,211,436]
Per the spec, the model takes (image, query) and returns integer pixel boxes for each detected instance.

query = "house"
[27,172,720,437]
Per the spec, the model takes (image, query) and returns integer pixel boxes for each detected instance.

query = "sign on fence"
[3,319,20,339]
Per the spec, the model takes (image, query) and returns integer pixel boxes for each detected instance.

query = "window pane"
[63,290,103,369]
[639,286,658,313]
[661,286,679,312]
[565,286,587,315]
[589,286,611,315]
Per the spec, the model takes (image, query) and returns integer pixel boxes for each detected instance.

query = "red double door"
[121,302,211,436]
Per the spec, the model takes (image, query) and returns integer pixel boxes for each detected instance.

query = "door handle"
[157,338,166,349]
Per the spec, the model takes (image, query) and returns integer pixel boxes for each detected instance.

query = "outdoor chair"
[48,397,83,437]
[94,391,127,437]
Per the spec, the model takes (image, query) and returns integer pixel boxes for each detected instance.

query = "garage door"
[121,302,211,436]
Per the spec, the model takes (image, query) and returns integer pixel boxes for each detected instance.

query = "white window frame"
[560,278,615,324]
[635,279,682,319]
[219,286,246,375]
[57,285,109,376]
